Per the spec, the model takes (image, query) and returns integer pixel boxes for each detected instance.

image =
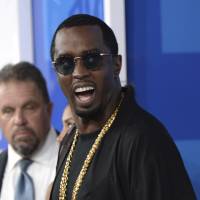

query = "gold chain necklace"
[59,95,123,200]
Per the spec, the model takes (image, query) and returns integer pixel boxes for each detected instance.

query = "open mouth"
[74,86,95,105]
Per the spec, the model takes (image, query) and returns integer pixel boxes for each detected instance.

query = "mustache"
[13,126,35,135]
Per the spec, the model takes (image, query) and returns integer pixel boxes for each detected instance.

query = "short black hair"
[0,61,50,103]
[50,14,118,60]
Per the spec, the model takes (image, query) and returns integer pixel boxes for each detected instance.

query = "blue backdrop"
[126,0,200,140]
[0,0,199,197]
[125,0,200,196]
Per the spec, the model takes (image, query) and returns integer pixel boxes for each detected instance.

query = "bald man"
[57,105,75,143]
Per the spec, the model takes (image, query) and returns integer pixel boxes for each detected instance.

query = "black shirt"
[51,130,99,200]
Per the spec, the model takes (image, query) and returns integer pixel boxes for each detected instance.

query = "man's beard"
[12,131,39,157]
[74,105,100,119]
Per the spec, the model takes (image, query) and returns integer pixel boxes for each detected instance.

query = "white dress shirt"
[0,127,59,200]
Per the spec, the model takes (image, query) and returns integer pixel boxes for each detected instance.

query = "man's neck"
[75,88,122,134]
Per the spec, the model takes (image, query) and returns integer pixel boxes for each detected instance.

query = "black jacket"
[0,150,8,193]
[51,86,196,200]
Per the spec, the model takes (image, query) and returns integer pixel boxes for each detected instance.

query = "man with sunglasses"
[50,14,196,200]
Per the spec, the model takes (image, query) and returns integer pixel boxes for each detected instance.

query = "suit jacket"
[0,150,8,194]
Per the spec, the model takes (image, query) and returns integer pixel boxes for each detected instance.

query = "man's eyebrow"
[56,53,73,58]
[81,48,100,55]
[64,117,73,123]
[1,105,13,111]
[56,49,101,59]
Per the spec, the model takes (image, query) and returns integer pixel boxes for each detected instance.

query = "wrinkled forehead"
[0,80,44,103]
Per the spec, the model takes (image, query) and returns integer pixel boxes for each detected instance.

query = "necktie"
[15,159,35,200]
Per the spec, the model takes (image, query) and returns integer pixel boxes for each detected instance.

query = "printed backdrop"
[0,1,199,197]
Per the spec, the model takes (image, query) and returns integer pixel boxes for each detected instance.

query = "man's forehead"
[0,81,43,103]
[54,26,108,58]
[58,24,102,35]
[55,25,104,46]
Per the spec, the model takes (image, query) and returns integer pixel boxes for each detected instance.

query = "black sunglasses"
[52,52,115,75]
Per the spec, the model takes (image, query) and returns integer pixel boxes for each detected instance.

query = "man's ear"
[113,55,122,77]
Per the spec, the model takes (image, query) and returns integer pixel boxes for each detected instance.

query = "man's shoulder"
[123,111,172,141]
[118,100,176,153]
[122,85,170,137]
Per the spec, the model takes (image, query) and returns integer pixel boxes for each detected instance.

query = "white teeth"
[75,86,94,93]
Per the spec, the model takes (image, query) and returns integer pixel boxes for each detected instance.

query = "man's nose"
[13,111,27,125]
[72,59,90,79]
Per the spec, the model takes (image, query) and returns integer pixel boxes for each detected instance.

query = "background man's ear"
[113,55,122,76]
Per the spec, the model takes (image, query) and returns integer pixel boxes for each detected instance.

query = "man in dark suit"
[0,62,59,200]
[50,14,196,199]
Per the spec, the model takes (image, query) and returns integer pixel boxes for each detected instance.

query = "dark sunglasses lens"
[55,57,74,75]
[84,53,101,69]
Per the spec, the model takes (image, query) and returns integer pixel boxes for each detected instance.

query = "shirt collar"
[31,127,59,166]
[7,145,22,172]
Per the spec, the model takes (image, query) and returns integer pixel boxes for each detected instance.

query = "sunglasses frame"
[52,52,116,75]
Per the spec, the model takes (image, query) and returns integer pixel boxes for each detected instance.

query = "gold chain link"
[59,95,123,200]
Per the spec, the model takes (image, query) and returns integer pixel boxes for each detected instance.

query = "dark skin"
[54,25,122,134]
